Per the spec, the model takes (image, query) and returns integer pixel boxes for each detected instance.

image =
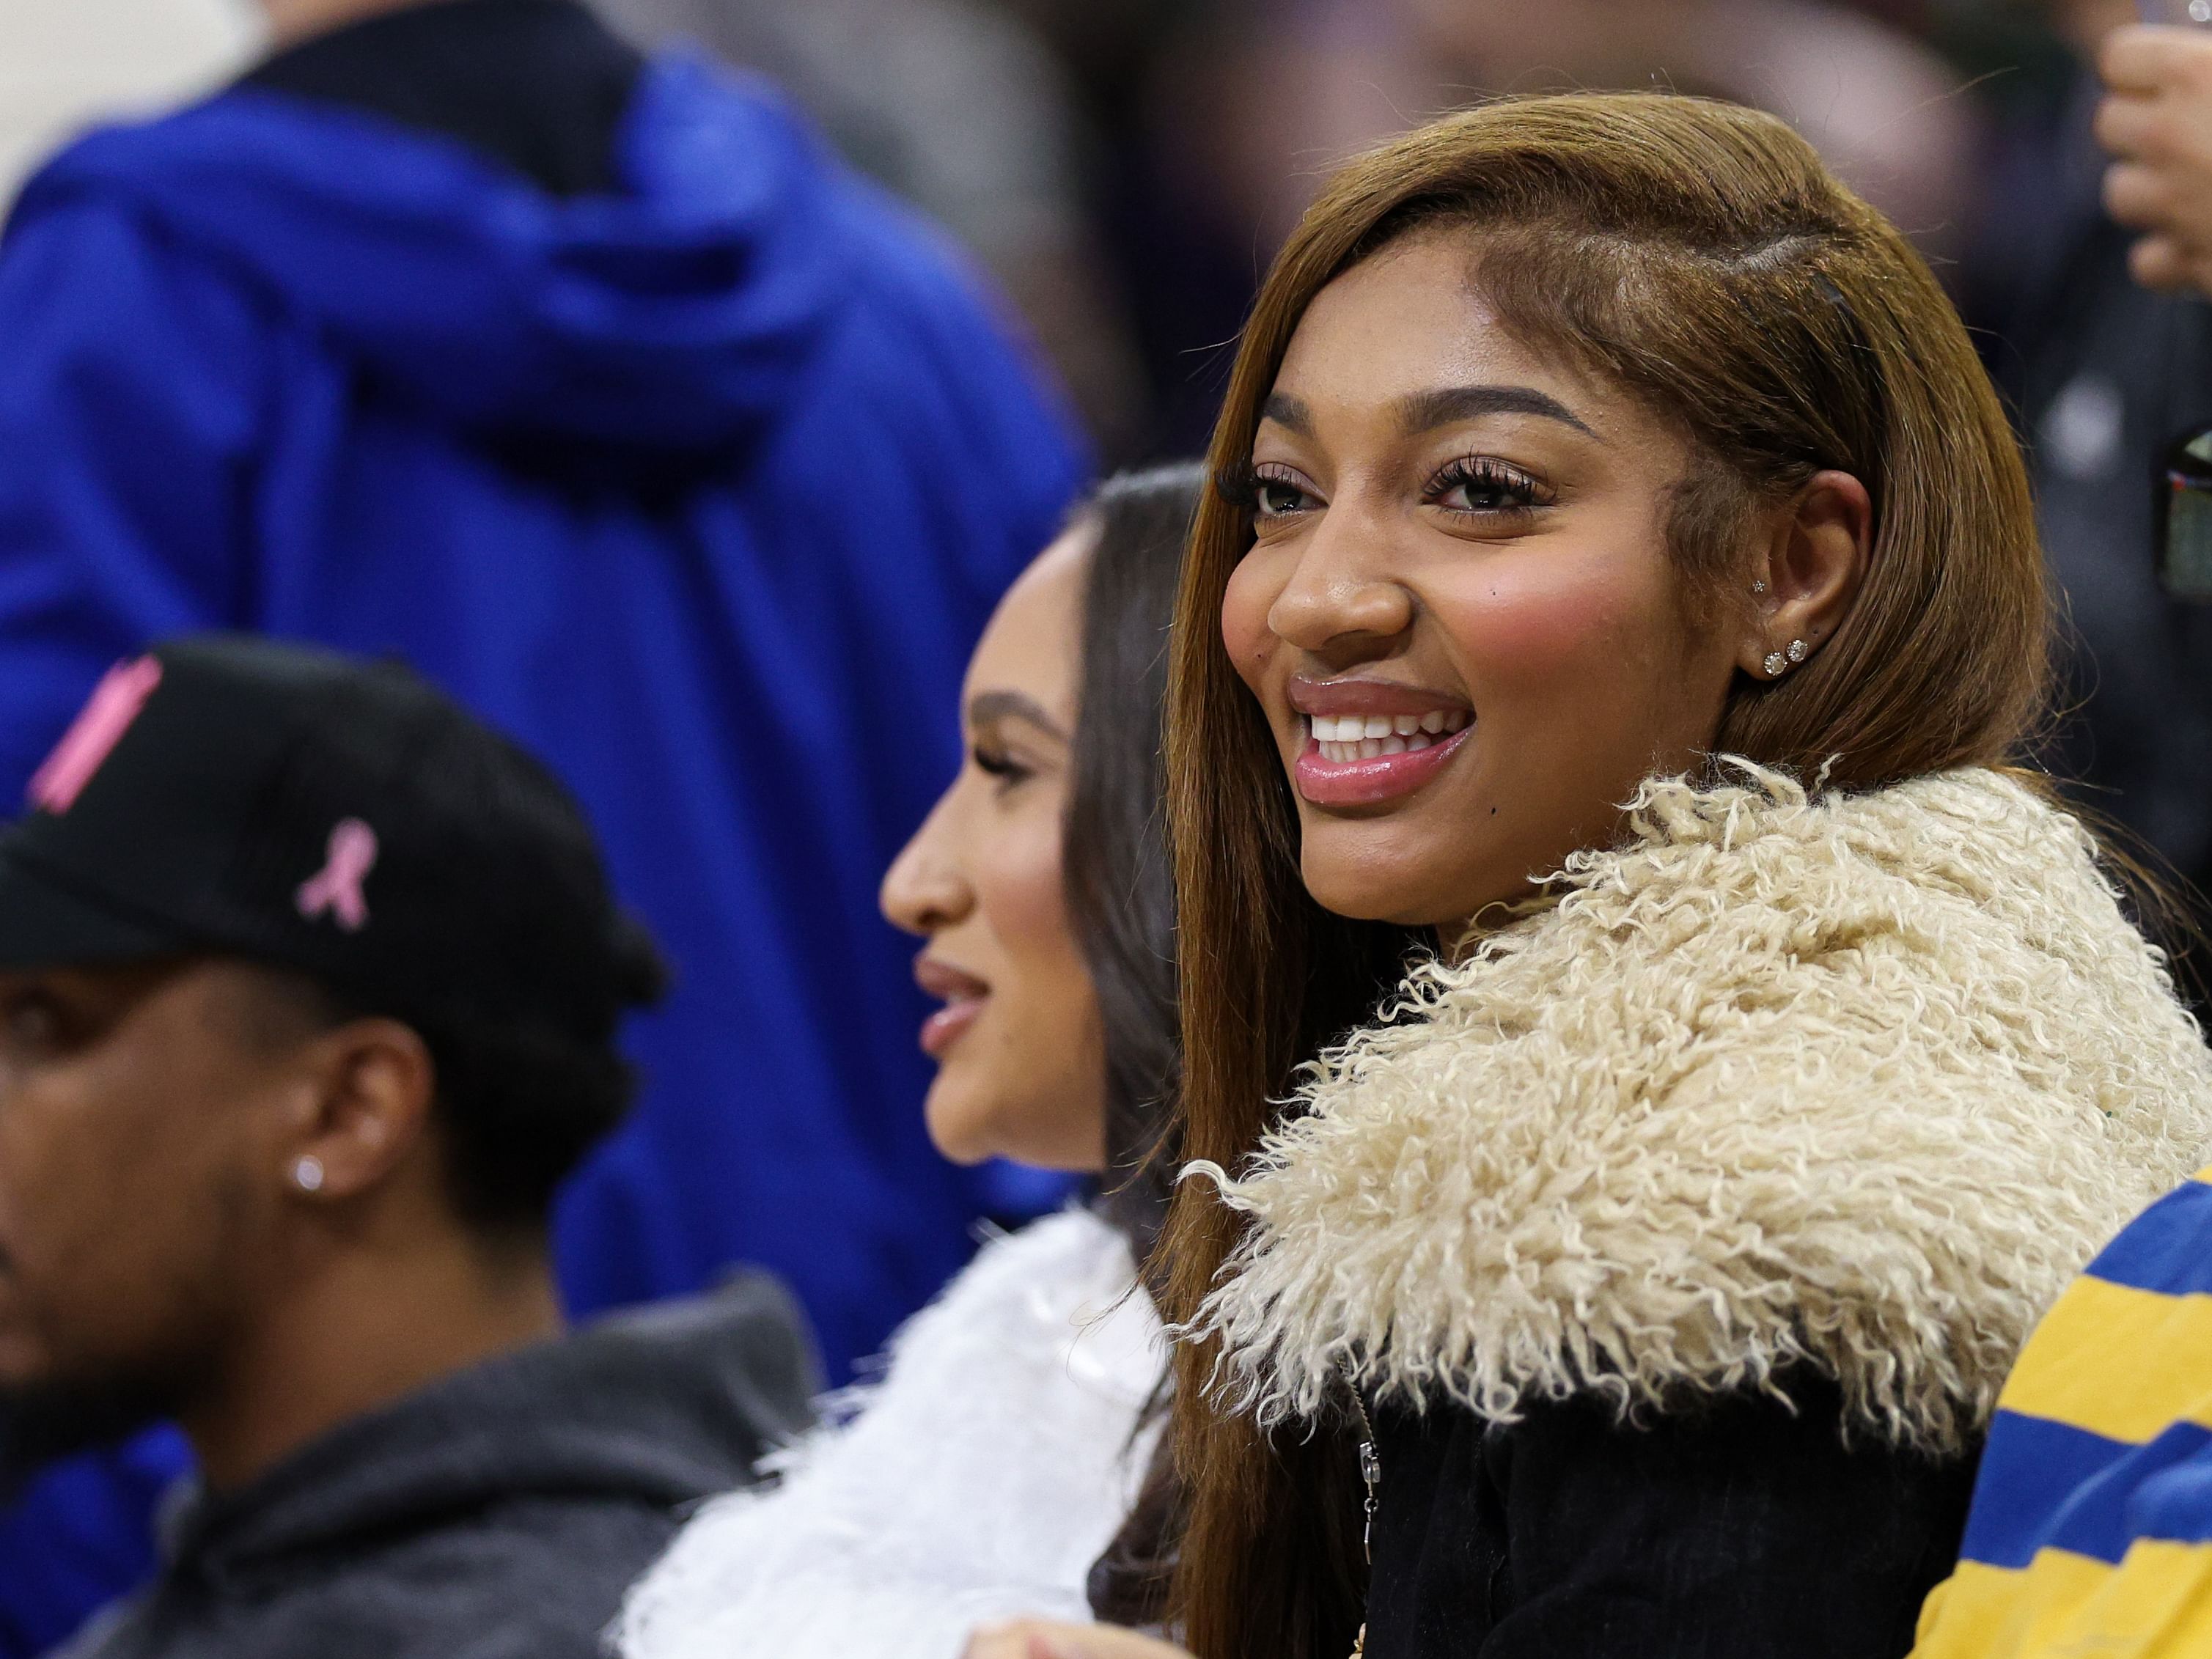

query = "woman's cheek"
[1221,554,1283,691]
[1427,545,1665,699]
[978,809,1080,993]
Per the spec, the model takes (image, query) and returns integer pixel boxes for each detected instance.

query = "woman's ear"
[280,1018,436,1204]
[1738,470,1873,681]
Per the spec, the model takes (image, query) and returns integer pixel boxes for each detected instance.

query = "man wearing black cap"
[0,634,815,1659]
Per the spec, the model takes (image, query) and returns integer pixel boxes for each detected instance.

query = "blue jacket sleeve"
[0,193,268,795]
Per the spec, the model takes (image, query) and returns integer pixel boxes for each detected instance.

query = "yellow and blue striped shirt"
[1912,1167,2212,1658]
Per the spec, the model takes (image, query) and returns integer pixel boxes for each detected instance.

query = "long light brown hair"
[1158,92,2048,1659]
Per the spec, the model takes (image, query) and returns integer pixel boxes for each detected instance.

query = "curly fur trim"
[1188,765,2212,1453]
[612,1209,1164,1659]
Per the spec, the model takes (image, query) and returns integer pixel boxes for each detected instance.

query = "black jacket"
[1362,1379,1977,1659]
[1963,70,2212,904]
[59,1274,815,1659]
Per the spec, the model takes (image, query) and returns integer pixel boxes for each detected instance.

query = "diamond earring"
[293,1155,326,1194]
[1752,580,1768,595]
[1787,639,1808,663]
[1763,651,1787,677]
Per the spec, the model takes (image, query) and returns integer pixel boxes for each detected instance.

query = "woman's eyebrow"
[1260,393,1313,436]
[966,689,1068,741]
[1396,384,1597,438]
[1260,386,1597,440]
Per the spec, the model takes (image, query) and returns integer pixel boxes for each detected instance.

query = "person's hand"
[963,1619,1196,1659]
[2097,24,2212,294]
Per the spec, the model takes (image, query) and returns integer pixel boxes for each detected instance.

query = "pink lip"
[914,954,990,1059]
[1294,724,1472,806]
[920,998,983,1059]
[1288,674,1473,720]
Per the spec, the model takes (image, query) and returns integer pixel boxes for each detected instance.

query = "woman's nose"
[1266,513,1415,656]
[880,791,973,937]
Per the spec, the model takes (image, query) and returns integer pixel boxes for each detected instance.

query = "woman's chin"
[1298,850,1521,931]
[923,1084,1109,1174]
[1299,861,1455,929]
[921,1090,999,1167]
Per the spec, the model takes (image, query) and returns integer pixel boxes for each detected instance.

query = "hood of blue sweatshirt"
[9,55,852,452]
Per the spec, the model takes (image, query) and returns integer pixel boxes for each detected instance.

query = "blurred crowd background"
[0,0,2114,463]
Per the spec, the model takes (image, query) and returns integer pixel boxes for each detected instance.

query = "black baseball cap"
[0,635,664,1044]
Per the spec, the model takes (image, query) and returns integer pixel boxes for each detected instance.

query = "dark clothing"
[240,0,642,199]
[1968,74,2212,892]
[56,1275,817,1659]
[1364,1379,1980,1659]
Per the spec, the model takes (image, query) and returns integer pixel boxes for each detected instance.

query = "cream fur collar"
[1190,765,2212,1453]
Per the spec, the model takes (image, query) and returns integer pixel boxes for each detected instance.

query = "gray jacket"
[61,1274,815,1659]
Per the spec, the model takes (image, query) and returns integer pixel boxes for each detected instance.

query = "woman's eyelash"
[972,747,1032,783]
[1426,456,1552,513]
[1221,457,1548,519]
[1220,461,1316,518]
[1215,460,1263,511]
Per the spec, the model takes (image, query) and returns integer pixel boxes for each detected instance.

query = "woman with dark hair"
[612,465,1201,1659]
[971,91,2212,1659]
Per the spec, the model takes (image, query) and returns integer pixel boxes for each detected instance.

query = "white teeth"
[1308,708,1472,762]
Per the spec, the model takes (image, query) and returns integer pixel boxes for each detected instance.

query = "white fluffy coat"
[1191,765,2212,1452]
[614,1208,1164,1659]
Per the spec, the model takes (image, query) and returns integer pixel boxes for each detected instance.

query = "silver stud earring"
[1787,639,1808,663]
[1752,580,1768,595]
[293,1155,326,1193]
[1763,651,1787,677]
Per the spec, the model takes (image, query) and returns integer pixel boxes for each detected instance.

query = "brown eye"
[1249,466,1318,520]
[1427,457,1549,516]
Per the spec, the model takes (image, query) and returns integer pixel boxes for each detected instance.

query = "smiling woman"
[1125,91,2212,1659]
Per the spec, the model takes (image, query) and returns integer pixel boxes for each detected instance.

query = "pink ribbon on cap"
[27,656,163,814]
[295,818,378,932]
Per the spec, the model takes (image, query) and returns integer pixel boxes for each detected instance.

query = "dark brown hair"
[1062,463,1208,1251]
[1064,466,1206,1629]
[1158,92,2049,1659]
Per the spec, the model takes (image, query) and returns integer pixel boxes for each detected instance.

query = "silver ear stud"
[1787,639,1808,663]
[293,1155,326,1193]
[1763,652,1786,676]
[1752,580,1768,595]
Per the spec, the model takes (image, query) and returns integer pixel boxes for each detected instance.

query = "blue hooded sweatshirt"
[0,17,1086,1649]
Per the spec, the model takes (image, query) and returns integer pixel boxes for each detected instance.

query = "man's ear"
[281,1018,436,1203]
[1735,470,1873,680]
